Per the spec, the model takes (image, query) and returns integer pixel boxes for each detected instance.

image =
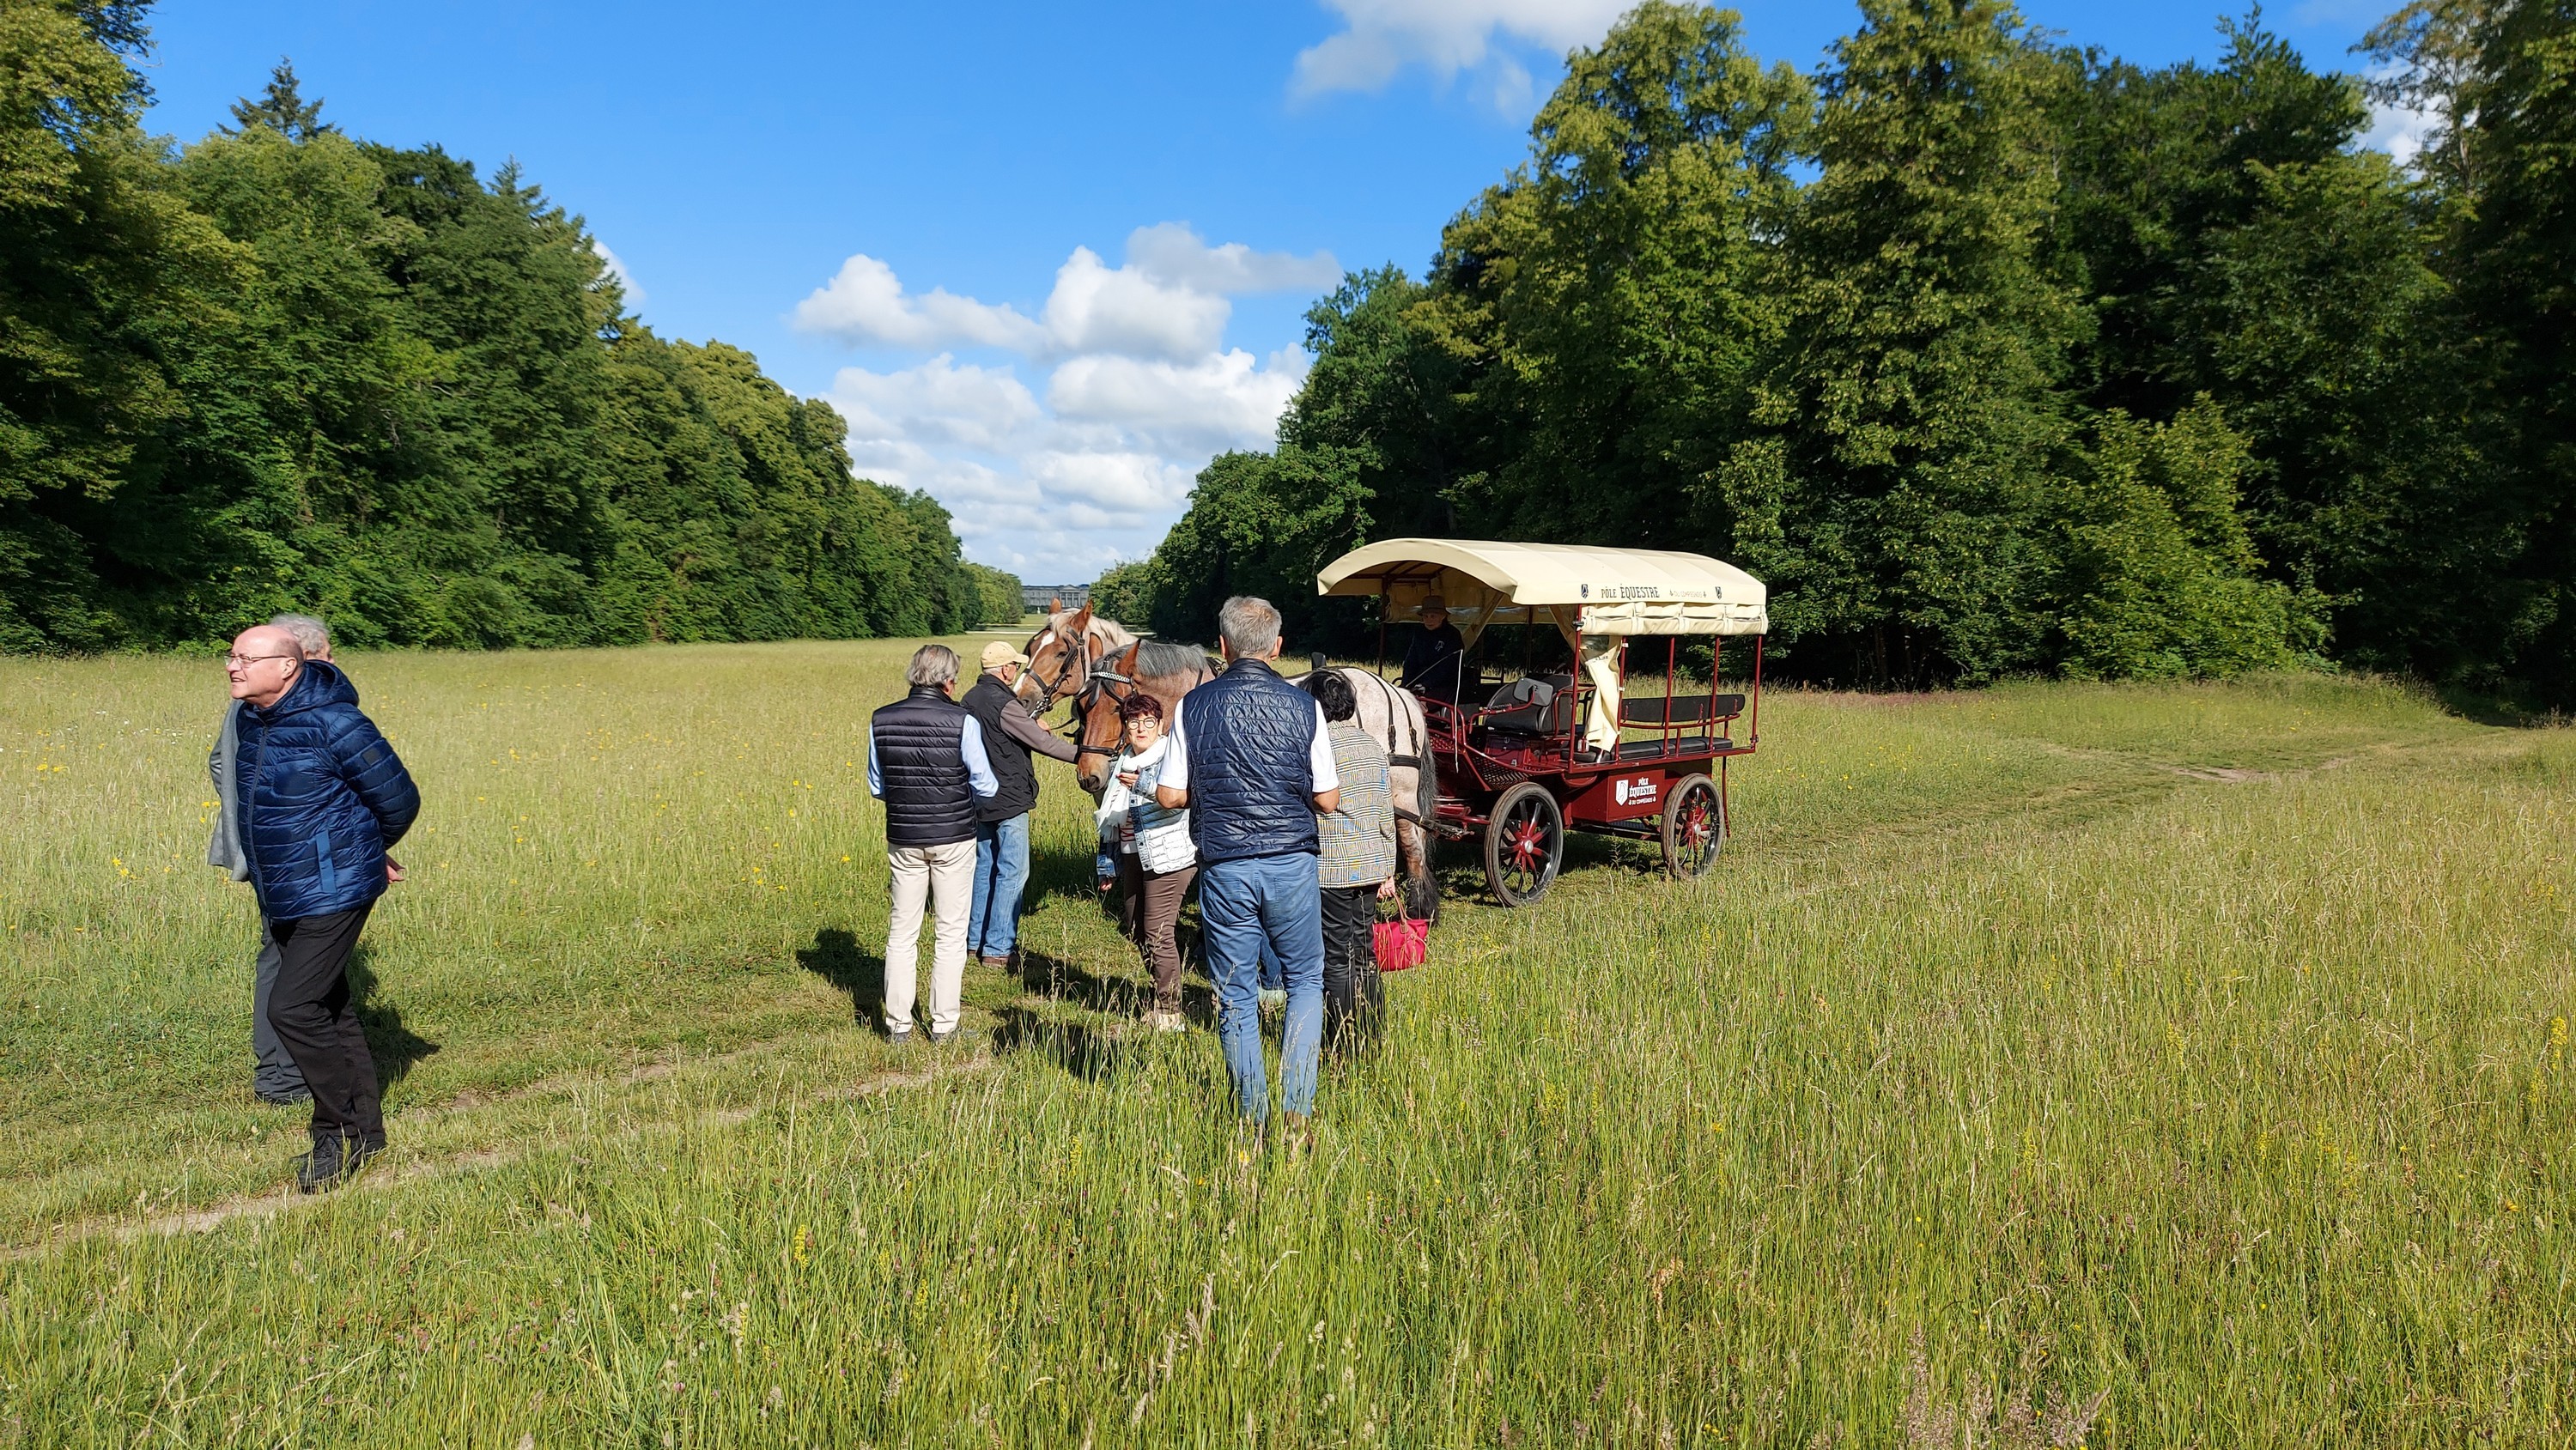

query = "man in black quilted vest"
[1155,597,1340,1144]
[867,644,999,1045]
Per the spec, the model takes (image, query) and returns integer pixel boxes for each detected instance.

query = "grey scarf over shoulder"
[206,701,252,882]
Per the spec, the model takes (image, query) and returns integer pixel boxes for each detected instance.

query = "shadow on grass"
[1016,946,1219,1029]
[349,949,440,1089]
[796,927,890,1030]
[1029,841,1106,910]
[990,1005,1129,1083]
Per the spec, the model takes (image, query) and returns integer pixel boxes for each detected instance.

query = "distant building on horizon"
[1021,583,1090,612]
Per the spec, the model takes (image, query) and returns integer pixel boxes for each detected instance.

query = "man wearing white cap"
[960,640,1079,970]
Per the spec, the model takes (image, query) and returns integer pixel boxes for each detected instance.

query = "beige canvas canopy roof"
[1317,538,1769,639]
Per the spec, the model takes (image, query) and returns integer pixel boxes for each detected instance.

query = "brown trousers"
[1114,853,1196,1011]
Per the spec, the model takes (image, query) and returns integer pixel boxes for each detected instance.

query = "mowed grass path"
[3,644,2571,1446]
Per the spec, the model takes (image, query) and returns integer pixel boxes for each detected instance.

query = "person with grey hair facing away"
[1154,596,1340,1147]
[867,644,1000,1045]
[209,613,386,1105]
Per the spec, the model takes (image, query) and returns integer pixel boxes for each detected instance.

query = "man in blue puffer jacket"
[224,622,421,1192]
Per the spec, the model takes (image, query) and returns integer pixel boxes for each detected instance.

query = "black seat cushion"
[1620,693,1747,727]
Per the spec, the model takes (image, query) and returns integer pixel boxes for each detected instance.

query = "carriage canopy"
[1316,539,1769,639]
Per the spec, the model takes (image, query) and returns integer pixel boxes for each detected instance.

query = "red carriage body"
[1315,540,1770,907]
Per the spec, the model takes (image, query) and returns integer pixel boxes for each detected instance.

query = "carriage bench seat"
[1619,694,1747,727]
[1479,674,1577,736]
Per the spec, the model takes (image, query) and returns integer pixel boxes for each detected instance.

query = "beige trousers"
[885,840,975,1035]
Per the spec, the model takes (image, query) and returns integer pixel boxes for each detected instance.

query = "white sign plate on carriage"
[1315,538,1770,639]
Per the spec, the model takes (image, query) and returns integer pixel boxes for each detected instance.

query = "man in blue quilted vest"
[222,623,420,1192]
[1156,597,1340,1144]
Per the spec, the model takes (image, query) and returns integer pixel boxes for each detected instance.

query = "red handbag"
[1372,911,1430,972]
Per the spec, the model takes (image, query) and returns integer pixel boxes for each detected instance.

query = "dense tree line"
[1119,0,2572,701]
[1,8,1002,652]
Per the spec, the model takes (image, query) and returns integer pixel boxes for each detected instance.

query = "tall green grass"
[3,646,2568,1446]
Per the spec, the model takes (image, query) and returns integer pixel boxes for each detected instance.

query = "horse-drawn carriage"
[1315,539,1768,907]
[1019,538,1766,911]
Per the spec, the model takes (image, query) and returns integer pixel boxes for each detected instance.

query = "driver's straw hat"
[981,640,1030,670]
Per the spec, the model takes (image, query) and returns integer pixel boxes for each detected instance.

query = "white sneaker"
[1146,1010,1188,1033]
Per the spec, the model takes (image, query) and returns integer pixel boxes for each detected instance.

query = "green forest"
[1112,0,2573,702]
[0,2,1020,652]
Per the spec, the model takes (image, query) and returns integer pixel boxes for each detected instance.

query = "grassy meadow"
[3,640,2572,1446]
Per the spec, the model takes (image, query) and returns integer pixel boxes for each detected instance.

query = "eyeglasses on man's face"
[224,653,298,669]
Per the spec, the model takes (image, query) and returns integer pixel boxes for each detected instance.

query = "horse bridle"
[1030,626,1137,761]
[1066,657,1140,761]
[1027,623,1097,708]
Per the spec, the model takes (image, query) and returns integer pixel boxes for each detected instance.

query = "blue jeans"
[967,814,1031,960]
[1199,852,1324,1124]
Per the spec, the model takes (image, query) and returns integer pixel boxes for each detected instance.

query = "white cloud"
[793,228,1339,363]
[799,226,1332,582]
[1048,349,1306,455]
[792,254,1049,352]
[2359,100,2435,167]
[1125,222,1341,294]
[1291,0,1627,98]
[1039,246,1231,361]
[827,355,1039,451]
[817,346,1308,581]
[593,241,645,307]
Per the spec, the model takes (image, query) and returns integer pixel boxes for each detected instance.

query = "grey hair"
[1217,596,1281,658]
[905,643,960,689]
[270,613,331,656]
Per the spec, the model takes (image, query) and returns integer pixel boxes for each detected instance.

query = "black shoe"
[295,1139,345,1193]
[256,1087,313,1107]
[295,1135,381,1194]
[927,1028,957,1046]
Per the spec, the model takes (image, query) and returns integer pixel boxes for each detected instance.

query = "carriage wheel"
[1659,773,1723,881]
[1482,782,1564,907]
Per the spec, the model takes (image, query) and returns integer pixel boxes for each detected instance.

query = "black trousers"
[1318,884,1384,1047]
[266,904,385,1148]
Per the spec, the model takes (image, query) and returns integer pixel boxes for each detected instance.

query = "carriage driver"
[1400,595,1467,705]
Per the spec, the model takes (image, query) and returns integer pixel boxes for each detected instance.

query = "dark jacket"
[872,687,979,846]
[234,661,420,921]
[1400,621,1467,700]
[1181,658,1321,865]
[960,674,1075,823]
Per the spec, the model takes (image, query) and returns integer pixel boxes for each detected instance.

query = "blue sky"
[141,0,2415,585]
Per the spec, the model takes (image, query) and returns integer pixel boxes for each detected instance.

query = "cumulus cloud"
[799,226,1332,581]
[1126,222,1341,294]
[1291,0,1628,98]
[826,355,1039,452]
[2359,100,2435,166]
[793,254,1049,351]
[1048,349,1307,455]
[793,227,1339,362]
[819,345,1307,579]
[593,241,645,307]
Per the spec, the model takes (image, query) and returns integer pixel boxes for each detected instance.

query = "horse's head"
[1070,639,1140,795]
[1067,639,1212,795]
[1021,604,1097,708]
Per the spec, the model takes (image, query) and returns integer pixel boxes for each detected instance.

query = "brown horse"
[1018,604,1133,716]
[1044,625,1442,923]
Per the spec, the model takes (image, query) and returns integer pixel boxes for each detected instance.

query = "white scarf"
[1094,734,1170,836]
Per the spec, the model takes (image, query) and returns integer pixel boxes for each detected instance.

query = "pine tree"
[224,58,335,142]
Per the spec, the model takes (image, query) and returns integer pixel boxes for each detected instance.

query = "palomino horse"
[1028,610,1440,922]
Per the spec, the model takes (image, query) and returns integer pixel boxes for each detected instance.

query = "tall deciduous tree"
[1736,0,2085,680]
